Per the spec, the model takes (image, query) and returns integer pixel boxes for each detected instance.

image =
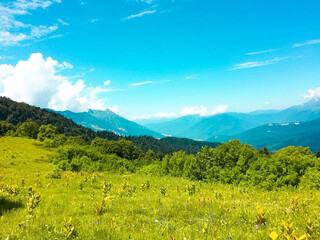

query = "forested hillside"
[0,97,219,155]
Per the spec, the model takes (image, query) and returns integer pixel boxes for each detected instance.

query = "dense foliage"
[1,115,320,190]
[126,136,219,155]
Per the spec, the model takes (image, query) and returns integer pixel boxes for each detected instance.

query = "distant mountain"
[144,115,202,137]
[224,118,320,152]
[54,109,163,138]
[144,99,320,141]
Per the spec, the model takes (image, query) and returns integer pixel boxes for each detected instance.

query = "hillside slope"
[0,97,220,154]
[0,96,119,141]
[55,109,162,138]
[226,118,320,152]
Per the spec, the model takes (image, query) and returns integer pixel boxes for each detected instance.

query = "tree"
[37,124,58,141]
[316,148,320,158]
[16,121,39,139]
[0,121,16,136]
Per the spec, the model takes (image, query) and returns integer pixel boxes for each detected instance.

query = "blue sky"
[0,0,320,120]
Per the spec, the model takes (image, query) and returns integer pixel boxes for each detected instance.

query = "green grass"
[0,136,320,239]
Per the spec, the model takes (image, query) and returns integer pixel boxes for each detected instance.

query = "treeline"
[126,136,219,155]
[53,138,320,190]
[2,119,320,190]
[0,97,219,155]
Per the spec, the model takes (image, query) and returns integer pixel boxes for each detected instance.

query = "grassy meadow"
[0,136,320,239]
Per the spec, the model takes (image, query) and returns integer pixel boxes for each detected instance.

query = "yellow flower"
[269,231,278,240]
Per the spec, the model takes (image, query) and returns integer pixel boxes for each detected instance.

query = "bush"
[299,168,320,190]
[15,121,39,139]
[0,121,16,136]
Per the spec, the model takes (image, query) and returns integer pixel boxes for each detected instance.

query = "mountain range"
[143,99,320,151]
[0,97,218,154]
[2,95,320,152]
[54,109,163,138]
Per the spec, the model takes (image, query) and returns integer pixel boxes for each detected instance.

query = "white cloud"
[292,39,320,48]
[58,19,69,26]
[303,87,320,101]
[49,34,63,39]
[265,101,270,105]
[108,105,125,116]
[0,31,29,46]
[104,80,111,86]
[154,112,179,118]
[122,9,156,21]
[57,61,73,70]
[129,81,154,86]
[135,0,156,4]
[133,104,229,120]
[89,18,98,23]
[13,0,61,10]
[0,53,117,112]
[231,57,288,70]
[245,49,277,55]
[0,0,61,46]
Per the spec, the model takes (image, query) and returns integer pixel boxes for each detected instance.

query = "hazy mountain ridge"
[224,119,320,152]
[144,100,320,150]
[55,109,163,138]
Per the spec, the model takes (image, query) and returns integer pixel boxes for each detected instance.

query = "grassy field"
[0,136,319,239]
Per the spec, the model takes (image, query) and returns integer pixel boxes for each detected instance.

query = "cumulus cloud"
[0,53,117,112]
[0,0,61,46]
[133,104,229,120]
[303,87,320,101]
[108,105,126,116]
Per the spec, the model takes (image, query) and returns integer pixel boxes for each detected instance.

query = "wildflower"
[255,225,259,229]
[155,219,159,222]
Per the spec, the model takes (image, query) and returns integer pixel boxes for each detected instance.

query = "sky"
[0,0,320,121]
